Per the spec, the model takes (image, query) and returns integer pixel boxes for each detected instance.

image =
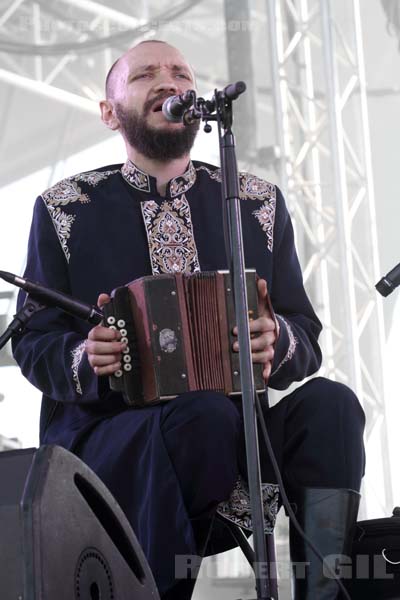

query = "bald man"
[14,41,365,600]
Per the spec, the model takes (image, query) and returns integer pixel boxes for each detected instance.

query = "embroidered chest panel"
[141,194,201,275]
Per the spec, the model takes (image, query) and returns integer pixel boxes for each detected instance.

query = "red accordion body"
[103,270,265,406]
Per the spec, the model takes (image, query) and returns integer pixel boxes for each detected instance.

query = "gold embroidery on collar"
[121,160,151,192]
[141,194,200,275]
[169,162,197,197]
[122,160,197,196]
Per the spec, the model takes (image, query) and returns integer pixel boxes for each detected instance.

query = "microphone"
[375,261,400,297]
[222,80,246,100]
[0,270,103,324]
[162,90,194,123]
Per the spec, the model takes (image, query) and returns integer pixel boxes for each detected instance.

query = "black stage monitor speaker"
[0,445,160,600]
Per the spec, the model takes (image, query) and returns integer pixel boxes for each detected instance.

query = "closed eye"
[133,73,152,80]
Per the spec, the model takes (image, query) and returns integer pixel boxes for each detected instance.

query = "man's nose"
[153,74,180,95]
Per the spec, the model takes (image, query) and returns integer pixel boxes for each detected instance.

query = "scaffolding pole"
[266,0,393,515]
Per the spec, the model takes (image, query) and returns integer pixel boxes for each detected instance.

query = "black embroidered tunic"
[13,159,322,593]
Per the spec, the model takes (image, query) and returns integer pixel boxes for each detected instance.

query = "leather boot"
[290,487,360,599]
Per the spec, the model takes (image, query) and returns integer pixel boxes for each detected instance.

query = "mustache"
[143,92,174,116]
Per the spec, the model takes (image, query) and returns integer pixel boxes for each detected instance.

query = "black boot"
[290,487,360,599]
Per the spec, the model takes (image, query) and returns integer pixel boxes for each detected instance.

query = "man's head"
[100,41,199,161]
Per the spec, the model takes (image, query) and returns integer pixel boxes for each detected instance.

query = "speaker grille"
[75,548,114,600]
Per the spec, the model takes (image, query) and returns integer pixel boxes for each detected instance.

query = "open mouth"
[152,100,165,112]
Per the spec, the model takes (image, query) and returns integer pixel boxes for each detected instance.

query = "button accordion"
[102,270,267,406]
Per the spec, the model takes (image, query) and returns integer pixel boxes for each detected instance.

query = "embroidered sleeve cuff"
[71,340,86,396]
[70,339,109,402]
[271,315,298,376]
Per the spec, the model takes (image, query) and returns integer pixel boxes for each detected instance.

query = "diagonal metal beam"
[0,0,26,28]
[57,0,144,29]
[0,68,99,114]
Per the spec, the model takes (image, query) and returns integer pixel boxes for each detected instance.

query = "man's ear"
[100,99,120,131]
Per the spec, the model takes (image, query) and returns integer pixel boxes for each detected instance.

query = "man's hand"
[232,278,279,380]
[85,293,126,376]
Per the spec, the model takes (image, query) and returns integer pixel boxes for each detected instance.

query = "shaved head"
[105,40,184,100]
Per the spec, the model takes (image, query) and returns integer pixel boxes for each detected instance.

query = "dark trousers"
[74,377,365,597]
[262,377,366,492]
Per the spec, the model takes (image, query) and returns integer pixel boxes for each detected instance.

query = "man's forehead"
[122,43,191,75]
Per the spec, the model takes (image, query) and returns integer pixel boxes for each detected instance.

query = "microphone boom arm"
[0,270,103,325]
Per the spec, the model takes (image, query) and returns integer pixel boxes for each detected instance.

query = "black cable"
[0,0,205,55]
[254,391,352,600]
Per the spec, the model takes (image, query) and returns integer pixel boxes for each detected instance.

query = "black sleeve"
[268,187,322,390]
[12,197,107,404]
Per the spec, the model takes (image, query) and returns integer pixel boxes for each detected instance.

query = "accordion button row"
[106,316,127,327]
[115,363,132,378]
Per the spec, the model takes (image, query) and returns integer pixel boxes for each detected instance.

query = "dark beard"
[115,94,200,161]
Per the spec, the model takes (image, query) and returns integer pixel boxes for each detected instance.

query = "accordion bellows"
[103,271,265,406]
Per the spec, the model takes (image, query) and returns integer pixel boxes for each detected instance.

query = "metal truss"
[266,0,392,513]
[0,0,205,110]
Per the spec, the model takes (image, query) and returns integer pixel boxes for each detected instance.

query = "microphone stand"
[186,84,273,600]
[0,296,46,351]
